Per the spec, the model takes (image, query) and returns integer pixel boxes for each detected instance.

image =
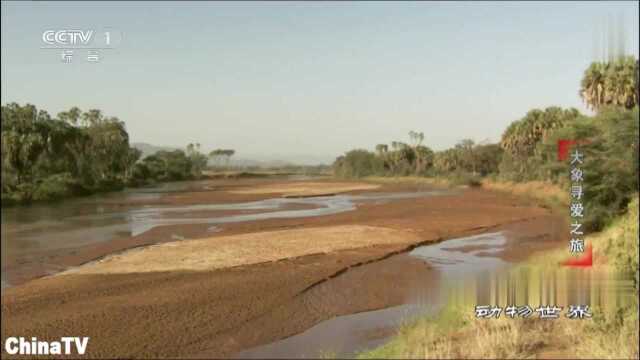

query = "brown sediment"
[1,246,430,359]
[227,181,380,197]
[1,179,568,358]
[103,178,377,207]
[60,225,422,275]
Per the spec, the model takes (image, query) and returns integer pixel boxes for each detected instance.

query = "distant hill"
[131,143,333,167]
[227,158,296,168]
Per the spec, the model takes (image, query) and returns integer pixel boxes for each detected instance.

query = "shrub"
[32,173,76,201]
[603,195,639,288]
[448,171,482,187]
[333,149,385,178]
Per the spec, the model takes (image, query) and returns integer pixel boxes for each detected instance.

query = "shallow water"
[410,231,509,276]
[234,304,435,359]
[234,232,509,359]
[1,182,450,289]
[234,231,637,359]
[127,191,448,235]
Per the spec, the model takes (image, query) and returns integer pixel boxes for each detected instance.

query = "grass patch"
[359,306,466,359]
[481,179,568,210]
[364,176,452,187]
[366,176,566,204]
[525,195,639,281]
[363,175,481,190]
[358,304,558,359]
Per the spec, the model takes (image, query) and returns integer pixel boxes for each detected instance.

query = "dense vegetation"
[333,133,503,185]
[1,104,210,204]
[334,56,639,232]
[358,56,639,360]
[579,56,639,111]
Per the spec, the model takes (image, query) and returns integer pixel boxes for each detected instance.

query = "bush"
[94,177,125,193]
[139,150,195,182]
[333,149,385,178]
[32,173,76,201]
[497,153,540,182]
[448,171,482,187]
[603,195,639,288]
[474,143,503,176]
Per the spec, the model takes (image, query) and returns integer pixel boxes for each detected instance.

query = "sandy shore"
[60,225,421,275]
[1,179,567,358]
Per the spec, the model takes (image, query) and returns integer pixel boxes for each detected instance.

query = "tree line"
[333,133,503,182]
[334,55,639,231]
[0,105,219,205]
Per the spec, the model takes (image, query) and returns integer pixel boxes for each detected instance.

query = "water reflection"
[410,232,509,276]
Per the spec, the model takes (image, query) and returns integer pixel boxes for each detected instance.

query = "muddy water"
[1,182,450,289]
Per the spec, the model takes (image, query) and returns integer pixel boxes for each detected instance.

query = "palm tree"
[414,145,434,173]
[580,56,638,112]
[455,139,476,173]
[433,149,459,173]
[501,107,580,158]
[408,131,424,148]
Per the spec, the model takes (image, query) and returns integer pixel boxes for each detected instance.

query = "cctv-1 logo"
[42,30,94,47]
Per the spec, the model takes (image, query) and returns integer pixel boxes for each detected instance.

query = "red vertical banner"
[557,139,577,161]
[561,243,593,267]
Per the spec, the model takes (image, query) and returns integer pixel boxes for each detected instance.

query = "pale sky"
[1,1,639,164]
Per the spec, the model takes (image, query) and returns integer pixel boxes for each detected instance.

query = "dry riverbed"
[1,178,567,358]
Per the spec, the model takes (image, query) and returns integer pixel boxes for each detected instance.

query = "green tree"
[208,148,235,169]
[375,144,388,156]
[124,147,142,183]
[2,103,146,202]
[473,143,503,176]
[455,139,476,173]
[499,107,581,179]
[408,131,433,174]
[534,107,638,230]
[186,143,208,178]
[580,56,638,112]
[333,149,384,178]
[433,148,460,173]
[1,103,51,184]
[414,145,434,174]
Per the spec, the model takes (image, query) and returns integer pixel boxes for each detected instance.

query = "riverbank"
[363,176,568,207]
[1,178,567,358]
[358,195,639,359]
[1,170,323,207]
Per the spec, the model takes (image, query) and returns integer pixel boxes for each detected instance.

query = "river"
[1,180,450,289]
[1,180,635,359]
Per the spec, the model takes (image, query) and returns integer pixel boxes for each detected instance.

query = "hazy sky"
[1,1,639,164]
